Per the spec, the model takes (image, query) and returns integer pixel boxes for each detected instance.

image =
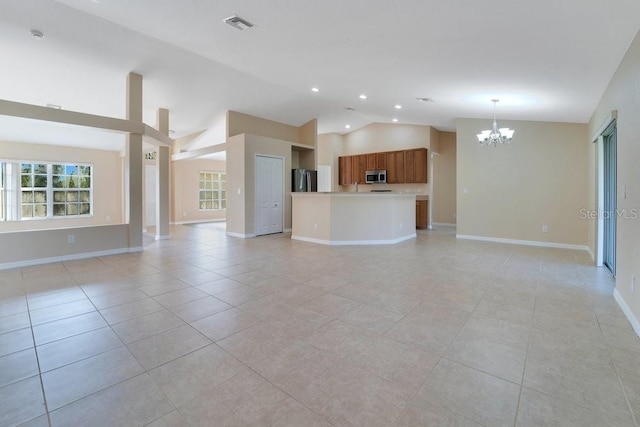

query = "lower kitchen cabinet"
[416,199,428,229]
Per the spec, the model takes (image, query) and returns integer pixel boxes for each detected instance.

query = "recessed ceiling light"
[345,124,351,129]
[30,29,44,40]
[344,107,355,111]
[416,97,435,102]
[392,118,398,123]
[394,104,402,109]
[359,94,367,100]
[45,103,61,109]
[311,87,319,92]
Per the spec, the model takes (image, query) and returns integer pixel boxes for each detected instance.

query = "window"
[199,171,226,210]
[20,163,48,218]
[0,161,92,220]
[0,162,5,221]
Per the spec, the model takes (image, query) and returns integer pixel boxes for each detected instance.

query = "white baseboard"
[171,219,226,225]
[291,233,416,246]
[455,234,590,252]
[284,228,292,233]
[154,235,171,240]
[432,222,457,227]
[614,288,640,338]
[226,232,256,239]
[586,246,595,262]
[0,247,132,270]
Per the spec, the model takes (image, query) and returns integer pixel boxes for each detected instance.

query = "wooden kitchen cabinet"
[351,154,367,184]
[366,154,377,170]
[340,148,427,186]
[404,148,428,183]
[338,156,352,185]
[416,199,428,229]
[375,152,387,170]
[386,150,405,184]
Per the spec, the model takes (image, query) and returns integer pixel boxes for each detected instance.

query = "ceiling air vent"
[223,15,255,31]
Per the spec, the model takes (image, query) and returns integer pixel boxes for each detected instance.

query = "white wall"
[589,29,640,335]
[0,141,123,231]
[171,158,226,223]
[456,119,588,247]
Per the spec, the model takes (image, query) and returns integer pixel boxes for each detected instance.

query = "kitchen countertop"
[291,192,428,200]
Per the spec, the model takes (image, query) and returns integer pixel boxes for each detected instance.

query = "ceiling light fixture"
[345,124,351,129]
[476,99,514,147]
[394,104,402,109]
[344,107,355,112]
[416,97,434,102]
[45,103,61,109]
[311,87,319,92]
[223,15,255,31]
[30,29,44,40]
[392,118,398,123]
[359,94,367,100]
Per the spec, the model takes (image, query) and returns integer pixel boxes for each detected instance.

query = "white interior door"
[145,164,156,227]
[255,155,283,236]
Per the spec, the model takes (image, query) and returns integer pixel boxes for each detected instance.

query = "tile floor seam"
[125,331,214,373]
[47,371,175,422]
[407,357,495,427]
[231,366,324,426]
[512,285,538,427]
[22,278,54,427]
[596,306,640,427]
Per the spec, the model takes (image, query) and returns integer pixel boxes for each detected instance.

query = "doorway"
[255,155,284,236]
[145,164,156,229]
[602,121,617,275]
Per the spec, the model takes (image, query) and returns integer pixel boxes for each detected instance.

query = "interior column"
[156,108,171,240]
[126,72,144,250]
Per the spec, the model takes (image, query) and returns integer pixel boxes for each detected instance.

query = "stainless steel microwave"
[365,170,387,184]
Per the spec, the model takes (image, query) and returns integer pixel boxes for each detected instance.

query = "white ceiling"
[1,0,639,152]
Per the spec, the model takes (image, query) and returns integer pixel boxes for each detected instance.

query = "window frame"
[198,171,226,211]
[1,160,94,221]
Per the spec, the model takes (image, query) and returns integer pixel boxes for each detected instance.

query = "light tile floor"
[1,225,639,426]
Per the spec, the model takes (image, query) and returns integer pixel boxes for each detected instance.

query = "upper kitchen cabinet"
[338,156,352,185]
[386,150,405,184]
[404,148,428,183]
[366,153,377,170]
[375,152,387,170]
[367,153,387,171]
[351,154,367,184]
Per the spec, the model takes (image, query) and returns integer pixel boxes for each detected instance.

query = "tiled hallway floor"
[1,225,639,426]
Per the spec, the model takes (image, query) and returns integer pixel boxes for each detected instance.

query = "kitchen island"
[290,192,416,245]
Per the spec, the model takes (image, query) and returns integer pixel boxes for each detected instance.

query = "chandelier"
[476,99,514,146]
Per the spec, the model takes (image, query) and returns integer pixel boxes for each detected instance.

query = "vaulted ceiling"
[1,0,639,151]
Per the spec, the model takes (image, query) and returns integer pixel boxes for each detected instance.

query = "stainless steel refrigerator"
[292,169,317,192]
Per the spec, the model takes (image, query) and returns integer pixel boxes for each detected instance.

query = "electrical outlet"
[183,212,187,217]
[542,225,548,233]
[632,276,636,293]
[314,223,318,231]
[106,215,111,223]
[67,234,75,244]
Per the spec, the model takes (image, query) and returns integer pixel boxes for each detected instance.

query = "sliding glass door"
[602,122,617,276]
